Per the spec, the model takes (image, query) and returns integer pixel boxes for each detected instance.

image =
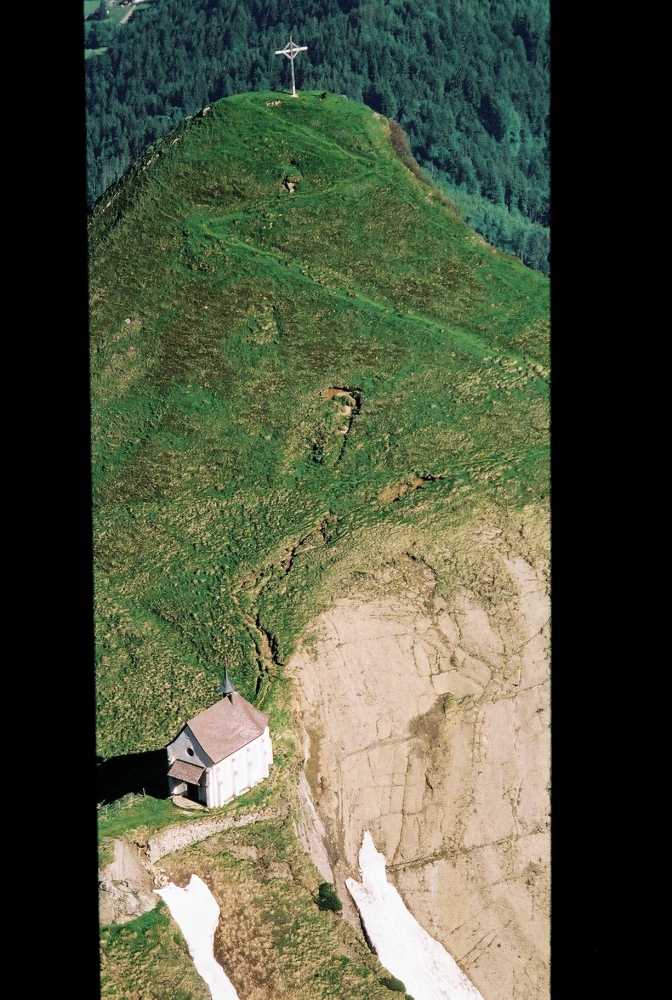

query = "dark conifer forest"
[85,0,549,273]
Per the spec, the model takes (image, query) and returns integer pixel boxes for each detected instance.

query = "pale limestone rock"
[289,554,550,1000]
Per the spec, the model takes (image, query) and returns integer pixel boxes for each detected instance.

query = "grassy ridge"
[90,92,549,757]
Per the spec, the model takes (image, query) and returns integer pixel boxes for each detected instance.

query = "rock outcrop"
[289,552,550,1000]
[98,838,159,925]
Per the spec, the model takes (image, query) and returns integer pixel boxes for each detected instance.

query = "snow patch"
[346,832,484,1000]
[155,874,240,1000]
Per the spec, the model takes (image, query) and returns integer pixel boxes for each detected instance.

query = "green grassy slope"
[99,819,406,1000]
[100,901,211,1000]
[90,91,549,759]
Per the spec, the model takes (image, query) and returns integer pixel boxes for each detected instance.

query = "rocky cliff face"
[288,545,550,1000]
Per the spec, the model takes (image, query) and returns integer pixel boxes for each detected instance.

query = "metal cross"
[274,35,308,98]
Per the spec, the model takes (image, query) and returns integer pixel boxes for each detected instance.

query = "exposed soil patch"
[379,477,425,503]
[323,387,352,402]
[379,474,446,504]
[320,387,362,464]
[99,838,160,925]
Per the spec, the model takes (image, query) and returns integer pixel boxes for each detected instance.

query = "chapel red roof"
[186,693,268,764]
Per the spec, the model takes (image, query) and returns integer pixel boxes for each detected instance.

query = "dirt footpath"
[288,551,550,1000]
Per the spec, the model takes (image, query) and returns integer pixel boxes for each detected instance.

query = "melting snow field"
[155,875,240,1000]
[346,832,485,1000]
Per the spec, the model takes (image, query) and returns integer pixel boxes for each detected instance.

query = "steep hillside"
[91,90,549,999]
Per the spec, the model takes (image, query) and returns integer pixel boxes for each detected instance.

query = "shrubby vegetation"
[85,0,549,273]
[317,882,343,912]
[379,975,408,992]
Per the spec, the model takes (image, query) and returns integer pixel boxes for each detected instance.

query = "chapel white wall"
[205,727,273,808]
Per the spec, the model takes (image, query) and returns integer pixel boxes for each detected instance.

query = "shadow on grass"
[96,749,169,805]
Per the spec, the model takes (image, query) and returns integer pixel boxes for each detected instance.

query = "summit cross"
[274,35,308,98]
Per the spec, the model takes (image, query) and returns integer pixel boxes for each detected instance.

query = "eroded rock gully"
[287,553,550,1000]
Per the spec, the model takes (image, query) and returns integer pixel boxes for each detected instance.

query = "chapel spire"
[220,665,236,701]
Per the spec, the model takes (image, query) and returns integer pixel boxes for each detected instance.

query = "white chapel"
[166,670,273,808]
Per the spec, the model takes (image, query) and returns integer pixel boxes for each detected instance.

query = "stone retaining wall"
[147,807,282,863]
